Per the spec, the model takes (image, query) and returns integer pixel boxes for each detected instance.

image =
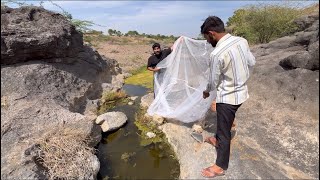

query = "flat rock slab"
[97,112,127,132]
[160,122,314,179]
[160,123,217,179]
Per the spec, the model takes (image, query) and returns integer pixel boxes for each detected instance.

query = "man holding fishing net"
[200,16,256,178]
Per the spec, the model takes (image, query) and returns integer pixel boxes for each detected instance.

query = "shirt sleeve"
[205,55,222,93]
[163,48,172,57]
[147,57,153,68]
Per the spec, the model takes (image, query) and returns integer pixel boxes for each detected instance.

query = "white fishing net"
[147,36,216,123]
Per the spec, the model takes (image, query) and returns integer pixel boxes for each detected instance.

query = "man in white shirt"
[200,16,256,178]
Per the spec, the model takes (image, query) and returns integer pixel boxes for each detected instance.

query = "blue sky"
[8,1,318,38]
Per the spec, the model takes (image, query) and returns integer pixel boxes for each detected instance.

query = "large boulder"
[1,6,83,64]
[1,5,123,179]
[294,14,319,32]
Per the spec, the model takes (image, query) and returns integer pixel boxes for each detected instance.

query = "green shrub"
[227,2,319,44]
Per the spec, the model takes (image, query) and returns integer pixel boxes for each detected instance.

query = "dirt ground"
[92,37,174,73]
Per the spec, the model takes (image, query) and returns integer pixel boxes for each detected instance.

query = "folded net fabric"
[147,36,216,123]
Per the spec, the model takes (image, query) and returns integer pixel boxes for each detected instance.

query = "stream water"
[97,84,180,179]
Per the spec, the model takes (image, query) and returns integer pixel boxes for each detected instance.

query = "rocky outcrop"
[1,6,83,64]
[236,13,319,179]
[258,13,319,71]
[1,6,123,179]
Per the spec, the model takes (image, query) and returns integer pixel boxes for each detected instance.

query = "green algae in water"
[134,108,167,147]
[125,66,154,90]
[97,85,180,180]
[97,90,130,115]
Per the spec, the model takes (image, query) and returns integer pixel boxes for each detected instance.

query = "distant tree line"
[106,29,179,40]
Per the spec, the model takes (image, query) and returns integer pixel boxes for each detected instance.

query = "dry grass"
[35,128,95,180]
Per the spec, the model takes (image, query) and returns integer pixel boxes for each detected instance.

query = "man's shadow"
[165,109,236,139]
[165,110,218,134]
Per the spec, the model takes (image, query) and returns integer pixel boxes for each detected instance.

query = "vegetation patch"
[134,107,180,178]
[125,66,154,90]
[134,108,165,146]
[227,2,319,44]
[97,90,129,115]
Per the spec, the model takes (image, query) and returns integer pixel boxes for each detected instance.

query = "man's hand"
[171,36,184,50]
[147,67,160,72]
[210,100,216,112]
[203,91,210,99]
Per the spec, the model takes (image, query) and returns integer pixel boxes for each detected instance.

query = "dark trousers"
[215,103,241,170]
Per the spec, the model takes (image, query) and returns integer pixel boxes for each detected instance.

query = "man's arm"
[170,36,183,51]
[147,57,160,72]
[203,55,222,99]
[147,66,160,72]
[246,43,256,67]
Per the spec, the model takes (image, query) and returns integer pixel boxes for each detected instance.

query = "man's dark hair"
[152,43,161,49]
[200,16,225,34]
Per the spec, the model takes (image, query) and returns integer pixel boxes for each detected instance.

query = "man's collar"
[216,33,232,47]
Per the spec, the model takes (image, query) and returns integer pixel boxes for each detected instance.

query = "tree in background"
[125,30,140,37]
[227,2,318,44]
[108,29,123,36]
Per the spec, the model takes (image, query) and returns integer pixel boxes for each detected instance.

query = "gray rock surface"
[1,6,83,65]
[97,112,127,132]
[1,6,123,179]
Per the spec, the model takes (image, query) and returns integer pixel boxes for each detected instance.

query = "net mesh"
[147,36,216,123]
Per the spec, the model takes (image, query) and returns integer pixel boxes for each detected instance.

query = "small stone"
[192,124,203,133]
[144,113,152,119]
[146,132,156,138]
[97,112,127,132]
[153,114,164,125]
[130,96,138,101]
[95,116,105,125]
[128,102,134,105]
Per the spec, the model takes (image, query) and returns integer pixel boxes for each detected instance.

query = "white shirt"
[205,33,256,105]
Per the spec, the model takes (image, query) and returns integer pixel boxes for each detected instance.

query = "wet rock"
[98,112,127,132]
